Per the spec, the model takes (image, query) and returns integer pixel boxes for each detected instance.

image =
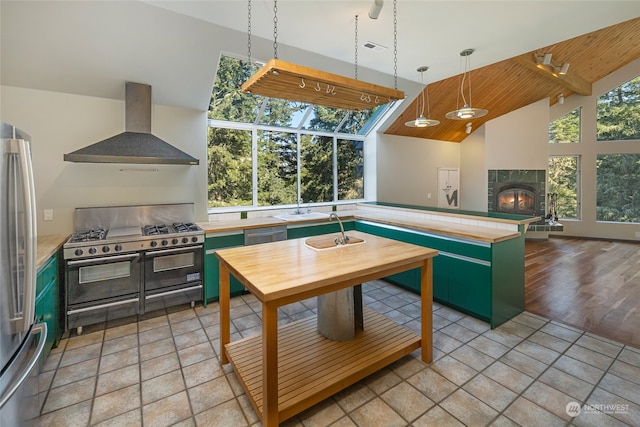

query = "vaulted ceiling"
[386,17,640,142]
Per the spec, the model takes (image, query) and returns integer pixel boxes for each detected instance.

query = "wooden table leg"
[219,262,230,365]
[420,258,433,363]
[262,302,279,426]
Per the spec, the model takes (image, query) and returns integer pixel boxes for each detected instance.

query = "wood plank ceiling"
[385,17,640,143]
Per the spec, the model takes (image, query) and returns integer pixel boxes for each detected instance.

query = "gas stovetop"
[63,204,205,260]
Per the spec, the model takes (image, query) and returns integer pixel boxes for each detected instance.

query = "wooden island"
[216,230,438,426]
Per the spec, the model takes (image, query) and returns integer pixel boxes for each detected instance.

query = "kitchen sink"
[304,233,366,251]
[273,212,330,221]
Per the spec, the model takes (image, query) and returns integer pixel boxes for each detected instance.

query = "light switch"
[44,209,54,221]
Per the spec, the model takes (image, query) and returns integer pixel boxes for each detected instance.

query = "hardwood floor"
[525,236,640,348]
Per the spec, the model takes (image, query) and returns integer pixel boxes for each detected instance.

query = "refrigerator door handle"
[0,323,47,409]
[13,138,37,334]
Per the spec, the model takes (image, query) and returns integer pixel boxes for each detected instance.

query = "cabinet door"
[35,258,59,372]
[432,255,450,302]
[448,256,491,320]
[204,251,245,302]
[287,222,343,239]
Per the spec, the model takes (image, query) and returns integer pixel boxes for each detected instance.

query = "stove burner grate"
[143,224,170,236]
[70,228,106,243]
[173,222,200,233]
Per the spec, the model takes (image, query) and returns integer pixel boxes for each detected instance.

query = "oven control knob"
[89,247,97,255]
[150,241,158,248]
[102,246,110,253]
[115,244,122,252]
[172,238,179,245]
[75,248,84,256]
[161,240,168,246]
[191,236,199,243]
[182,237,189,244]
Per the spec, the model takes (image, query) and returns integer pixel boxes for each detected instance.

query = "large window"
[549,108,581,144]
[596,154,640,223]
[207,54,389,209]
[597,75,640,141]
[548,156,580,219]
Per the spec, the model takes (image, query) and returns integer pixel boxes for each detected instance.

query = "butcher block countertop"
[37,234,69,269]
[199,204,536,243]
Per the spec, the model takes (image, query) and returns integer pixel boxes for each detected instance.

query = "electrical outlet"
[427,193,432,199]
[44,209,53,221]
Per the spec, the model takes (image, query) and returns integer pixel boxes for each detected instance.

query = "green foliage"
[596,154,640,222]
[597,75,640,141]
[548,156,578,218]
[207,54,377,208]
[549,109,580,143]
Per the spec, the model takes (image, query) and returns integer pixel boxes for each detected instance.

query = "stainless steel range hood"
[64,82,199,165]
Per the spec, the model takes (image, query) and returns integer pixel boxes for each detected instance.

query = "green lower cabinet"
[447,256,491,321]
[432,255,450,302]
[204,233,246,304]
[35,253,61,373]
[287,221,354,239]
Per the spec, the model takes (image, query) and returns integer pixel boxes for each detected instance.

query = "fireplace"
[494,182,539,216]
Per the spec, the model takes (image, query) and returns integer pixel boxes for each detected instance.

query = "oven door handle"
[67,253,140,266]
[146,284,203,300]
[145,245,203,256]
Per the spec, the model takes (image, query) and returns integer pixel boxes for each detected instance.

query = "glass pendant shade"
[405,66,439,128]
[446,49,488,120]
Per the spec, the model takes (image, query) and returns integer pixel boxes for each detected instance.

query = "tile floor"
[37,280,640,427]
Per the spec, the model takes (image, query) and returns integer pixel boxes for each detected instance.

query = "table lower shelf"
[225,306,421,423]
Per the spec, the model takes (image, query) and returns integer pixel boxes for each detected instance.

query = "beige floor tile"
[168,308,198,324]
[618,348,640,368]
[364,367,403,395]
[412,405,465,427]
[96,364,140,396]
[571,408,632,427]
[349,397,407,427]
[181,357,225,389]
[170,317,202,336]
[38,400,92,427]
[142,369,185,406]
[407,367,457,403]
[598,373,640,405]
[297,398,346,427]
[496,319,536,339]
[501,349,548,377]
[553,354,606,385]
[576,334,624,358]
[513,339,561,364]
[490,414,521,426]
[333,382,376,413]
[91,384,140,425]
[467,335,511,358]
[381,381,434,422]
[440,323,480,343]
[483,361,534,394]
[236,394,260,425]
[566,344,615,371]
[58,343,101,368]
[103,322,138,341]
[173,328,208,350]
[587,387,640,426]
[441,388,499,426]
[430,355,478,386]
[541,321,582,342]
[433,330,464,353]
[138,325,172,346]
[102,333,138,356]
[99,346,139,374]
[193,398,249,427]
[142,390,192,427]
[178,341,215,367]
[523,381,577,420]
[92,408,141,427]
[449,344,495,371]
[140,351,180,381]
[51,357,99,388]
[138,314,169,332]
[42,377,96,414]
[512,312,548,329]
[609,359,640,385]
[64,330,104,351]
[139,337,176,362]
[187,377,235,414]
[503,397,565,427]
[482,328,523,348]
[462,374,517,412]
[527,330,573,353]
[538,367,594,401]
[388,354,426,379]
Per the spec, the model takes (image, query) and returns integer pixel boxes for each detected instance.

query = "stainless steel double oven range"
[63,204,204,334]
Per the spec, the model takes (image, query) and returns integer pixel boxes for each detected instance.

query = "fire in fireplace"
[493,182,540,216]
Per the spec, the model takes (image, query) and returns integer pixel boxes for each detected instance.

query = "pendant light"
[405,66,439,127]
[445,48,488,120]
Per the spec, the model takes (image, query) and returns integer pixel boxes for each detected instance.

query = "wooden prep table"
[216,230,438,426]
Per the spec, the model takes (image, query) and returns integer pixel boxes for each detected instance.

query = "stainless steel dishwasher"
[244,225,287,246]
[241,226,287,293]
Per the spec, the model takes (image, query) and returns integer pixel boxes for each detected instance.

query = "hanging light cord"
[247,0,252,65]
[393,0,398,90]
[354,15,359,80]
[273,0,278,59]
[460,54,471,107]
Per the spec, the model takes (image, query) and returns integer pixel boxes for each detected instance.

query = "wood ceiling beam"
[512,53,592,96]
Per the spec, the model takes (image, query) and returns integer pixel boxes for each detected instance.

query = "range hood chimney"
[64,82,199,165]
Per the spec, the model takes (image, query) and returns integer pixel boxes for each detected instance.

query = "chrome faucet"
[294,198,303,214]
[329,213,349,245]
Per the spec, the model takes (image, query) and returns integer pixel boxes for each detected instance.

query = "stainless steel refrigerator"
[0,122,47,426]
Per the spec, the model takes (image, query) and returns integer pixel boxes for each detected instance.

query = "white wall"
[376,134,460,206]
[549,58,640,241]
[459,126,487,211]
[1,86,208,235]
